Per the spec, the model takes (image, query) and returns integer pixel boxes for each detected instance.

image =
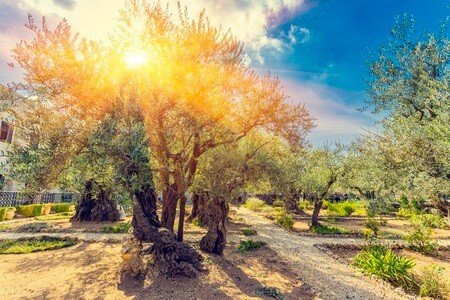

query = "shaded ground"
[0,216,313,300]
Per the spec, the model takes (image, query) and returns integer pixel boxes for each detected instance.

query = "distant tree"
[299,146,347,226]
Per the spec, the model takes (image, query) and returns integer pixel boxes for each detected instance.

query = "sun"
[124,49,149,69]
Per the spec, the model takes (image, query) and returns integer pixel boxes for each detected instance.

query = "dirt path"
[234,207,416,300]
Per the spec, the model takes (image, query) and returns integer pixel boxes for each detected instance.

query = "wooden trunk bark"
[71,181,119,222]
[200,196,229,255]
[161,184,178,232]
[186,192,207,225]
[311,200,323,227]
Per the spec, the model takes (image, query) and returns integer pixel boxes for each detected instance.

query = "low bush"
[364,218,380,237]
[311,224,350,235]
[16,222,52,233]
[17,204,43,218]
[237,239,266,253]
[51,203,72,213]
[241,228,257,236]
[256,286,284,300]
[261,206,274,215]
[325,201,365,217]
[35,213,74,221]
[276,213,294,230]
[272,200,283,207]
[100,222,131,233]
[419,265,449,299]
[242,198,267,212]
[353,245,417,291]
[298,201,313,211]
[0,208,6,221]
[42,204,52,215]
[405,226,438,255]
[413,214,447,229]
[0,236,77,254]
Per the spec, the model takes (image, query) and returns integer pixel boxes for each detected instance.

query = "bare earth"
[4,208,448,299]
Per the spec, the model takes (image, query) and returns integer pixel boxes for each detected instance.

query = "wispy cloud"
[280,78,379,145]
[52,0,76,11]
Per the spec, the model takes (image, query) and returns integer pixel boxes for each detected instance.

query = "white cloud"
[280,78,379,145]
[287,25,310,44]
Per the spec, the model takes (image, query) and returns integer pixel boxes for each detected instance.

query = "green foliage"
[412,214,447,229]
[16,204,43,218]
[311,224,350,235]
[364,218,380,237]
[261,206,274,215]
[16,222,52,233]
[191,217,206,227]
[51,203,73,213]
[298,201,313,210]
[419,265,449,299]
[405,226,438,255]
[272,200,283,207]
[241,228,257,236]
[242,198,266,212]
[0,208,6,221]
[0,236,77,254]
[35,213,74,221]
[100,222,131,233]
[325,201,364,217]
[396,207,416,219]
[353,245,416,290]
[237,240,266,253]
[275,213,294,230]
[256,286,284,300]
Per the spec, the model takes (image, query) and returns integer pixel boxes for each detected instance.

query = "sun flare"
[124,49,149,68]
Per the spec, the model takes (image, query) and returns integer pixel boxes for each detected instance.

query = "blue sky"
[0,0,448,145]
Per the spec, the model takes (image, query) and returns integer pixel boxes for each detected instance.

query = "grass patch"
[16,222,53,233]
[275,213,294,230]
[241,228,257,236]
[0,236,77,254]
[35,212,74,221]
[237,239,266,253]
[242,198,266,212]
[324,200,367,217]
[100,222,131,233]
[0,224,11,231]
[310,224,350,235]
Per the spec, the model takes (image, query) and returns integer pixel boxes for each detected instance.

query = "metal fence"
[0,192,78,207]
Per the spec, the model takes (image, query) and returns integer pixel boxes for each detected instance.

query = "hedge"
[0,208,6,221]
[51,203,72,213]
[17,204,44,218]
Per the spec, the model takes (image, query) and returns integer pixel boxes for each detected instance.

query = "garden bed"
[0,236,78,254]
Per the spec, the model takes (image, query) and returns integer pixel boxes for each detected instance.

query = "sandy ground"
[0,218,313,300]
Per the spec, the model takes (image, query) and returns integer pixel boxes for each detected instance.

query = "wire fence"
[0,192,78,207]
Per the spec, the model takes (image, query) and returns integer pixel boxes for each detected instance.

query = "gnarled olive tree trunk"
[186,192,208,225]
[161,183,178,231]
[71,180,119,222]
[200,196,229,255]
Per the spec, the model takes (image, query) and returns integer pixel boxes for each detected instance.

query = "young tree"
[299,146,347,226]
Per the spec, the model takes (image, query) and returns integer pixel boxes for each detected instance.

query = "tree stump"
[200,196,229,255]
[120,233,146,278]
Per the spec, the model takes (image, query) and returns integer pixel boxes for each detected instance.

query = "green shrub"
[298,201,312,210]
[364,218,380,237]
[311,224,350,235]
[342,204,355,216]
[396,207,416,219]
[100,222,131,233]
[241,228,257,236]
[276,213,294,230]
[51,203,72,213]
[272,200,283,207]
[256,286,284,300]
[237,239,265,253]
[405,226,438,255]
[326,201,363,217]
[419,265,449,299]
[261,206,274,215]
[242,198,266,212]
[0,236,77,254]
[416,214,447,229]
[16,222,52,233]
[17,204,43,218]
[353,245,417,290]
[0,208,6,221]
[191,217,206,227]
